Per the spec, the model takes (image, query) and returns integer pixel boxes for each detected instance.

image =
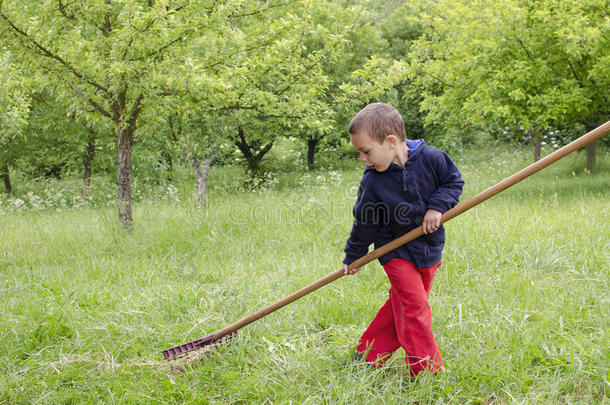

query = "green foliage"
[0,52,29,135]
[2,0,607,206]
[272,1,388,170]
[13,94,114,179]
[337,0,608,152]
[408,0,610,138]
[379,1,428,60]
[336,2,447,148]
[1,0,360,222]
[0,51,31,167]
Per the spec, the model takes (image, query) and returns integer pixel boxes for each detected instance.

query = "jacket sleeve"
[343,175,379,265]
[426,151,465,214]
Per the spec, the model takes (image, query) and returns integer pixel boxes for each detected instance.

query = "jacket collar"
[391,139,426,170]
[363,139,426,173]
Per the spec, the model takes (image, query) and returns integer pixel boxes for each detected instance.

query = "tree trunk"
[585,141,596,173]
[163,150,173,181]
[182,136,213,208]
[197,157,212,207]
[1,163,11,194]
[81,131,96,201]
[533,137,541,162]
[114,93,143,230]
[307,137,319,171]
[234,126,273,175]
[117,127,133,229]
[529,126,542,162]
[583,121,599,173]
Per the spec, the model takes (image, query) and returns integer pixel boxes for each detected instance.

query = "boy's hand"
[342,263,361,275]
[423,209,442,234]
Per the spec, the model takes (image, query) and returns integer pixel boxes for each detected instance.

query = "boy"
[341,102,464,377]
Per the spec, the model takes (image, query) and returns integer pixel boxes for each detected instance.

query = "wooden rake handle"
[211,121,609,340]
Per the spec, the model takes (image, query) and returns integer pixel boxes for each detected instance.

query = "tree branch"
[235,126,253,160]
[121,37,134,61]
[567,61,586,89]
[102,0,112,38]
[110,86,128,122]
[229,0,298,19]
[144,36,184,60]
[217,104,304,120]
[68,83,113,119]
[200,40,277,71]
[0,10,111,96]
[128,1,222,62]
[57,0,75,19]
[125,93,144,142]
[130,5,186,33]
[273,17,358,97]
[254,142,274,161]
[515,37,536,64]
[276,56,321,97]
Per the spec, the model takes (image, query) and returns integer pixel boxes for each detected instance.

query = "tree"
[0,0,309,228]
[23,93,112,200]
[216,6,344,174]
[332,1,462,152]
[151,1,350,199]
[162,106,224,207]
[298,0,385,170]
[408,0,609,165]
[179,1,353,176]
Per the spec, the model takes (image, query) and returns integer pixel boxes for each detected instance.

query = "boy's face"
[350,132,399,172]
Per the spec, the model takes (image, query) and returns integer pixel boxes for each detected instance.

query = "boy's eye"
[363,150,369,154]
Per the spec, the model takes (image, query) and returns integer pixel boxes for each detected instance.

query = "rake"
[162,121,609,363]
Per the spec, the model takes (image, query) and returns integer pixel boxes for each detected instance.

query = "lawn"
[1,145,608,403]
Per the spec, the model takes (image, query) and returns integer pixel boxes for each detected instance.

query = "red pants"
[356,258,443,377]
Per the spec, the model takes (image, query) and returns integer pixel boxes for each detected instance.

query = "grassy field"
[1,145,608,404]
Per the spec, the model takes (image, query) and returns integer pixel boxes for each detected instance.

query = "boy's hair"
[349,102,406,143]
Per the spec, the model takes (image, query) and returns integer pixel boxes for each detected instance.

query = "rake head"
[162,332,237,362]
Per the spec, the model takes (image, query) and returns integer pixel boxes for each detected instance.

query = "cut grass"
[0,145,608,403]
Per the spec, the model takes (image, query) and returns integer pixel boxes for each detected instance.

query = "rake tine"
[162,332,237,362]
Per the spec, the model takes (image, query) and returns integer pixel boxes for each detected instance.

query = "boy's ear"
[386,134,398,146]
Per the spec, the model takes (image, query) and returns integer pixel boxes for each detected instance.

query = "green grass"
[1,145,608,403]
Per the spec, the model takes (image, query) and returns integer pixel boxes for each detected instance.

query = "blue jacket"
[343,139,464,268]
